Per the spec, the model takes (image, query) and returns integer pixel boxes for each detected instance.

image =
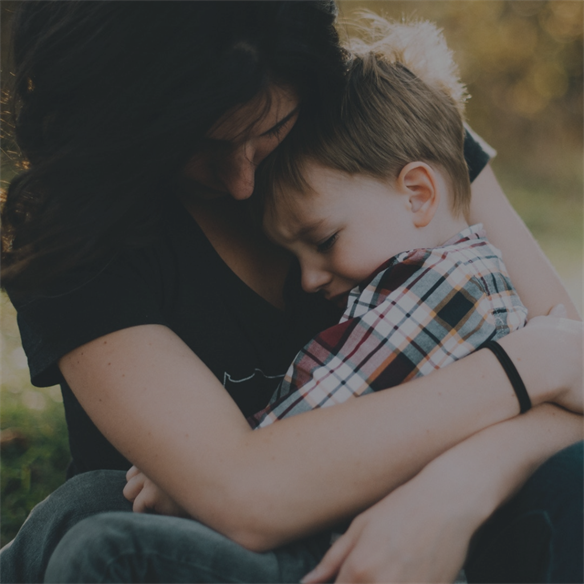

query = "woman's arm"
[470,164,580,319]
[59,310,580,552]
[302,403,583,584]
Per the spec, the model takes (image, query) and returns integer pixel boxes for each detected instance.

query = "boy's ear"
[397,162,440,228]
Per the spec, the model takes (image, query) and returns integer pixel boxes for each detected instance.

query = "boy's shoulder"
[406,224,506,276]
[343,225,514,320]
[374,224,504,294]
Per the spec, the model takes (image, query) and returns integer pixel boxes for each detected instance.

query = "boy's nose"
[301,265,332,294]
[222,143,257,200]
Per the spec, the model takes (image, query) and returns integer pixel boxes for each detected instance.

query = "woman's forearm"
[470,165,581,320]
[217,324,578,550]
[417,403,583,538]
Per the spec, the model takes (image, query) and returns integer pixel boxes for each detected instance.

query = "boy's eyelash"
[317,233,338,253]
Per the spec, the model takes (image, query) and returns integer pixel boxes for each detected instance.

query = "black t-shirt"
[9,130,491,477]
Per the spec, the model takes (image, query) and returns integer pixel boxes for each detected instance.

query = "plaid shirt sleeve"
[248,227,527,429]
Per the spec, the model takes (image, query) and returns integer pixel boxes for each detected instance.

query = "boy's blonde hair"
[257,17,471,218]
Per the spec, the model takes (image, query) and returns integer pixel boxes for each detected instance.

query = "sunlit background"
[1,0,582,545]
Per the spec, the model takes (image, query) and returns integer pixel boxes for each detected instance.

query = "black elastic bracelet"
[482,340,532,414]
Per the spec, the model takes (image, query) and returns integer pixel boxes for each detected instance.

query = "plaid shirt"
[249,225,527,429]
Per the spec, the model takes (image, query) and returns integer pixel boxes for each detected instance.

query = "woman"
[1,2,582,583]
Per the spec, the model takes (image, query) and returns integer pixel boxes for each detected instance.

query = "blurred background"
[1,1,582,546]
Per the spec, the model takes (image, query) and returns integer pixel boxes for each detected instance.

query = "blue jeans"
[2,442,582,583]
[465,440,584,583]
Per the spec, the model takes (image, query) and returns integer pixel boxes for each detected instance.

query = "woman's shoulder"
[464,126,495,182]
[7,201,228,388]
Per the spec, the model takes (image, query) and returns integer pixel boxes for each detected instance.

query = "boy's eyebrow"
[290,218,327,240]
[260,106,300,137]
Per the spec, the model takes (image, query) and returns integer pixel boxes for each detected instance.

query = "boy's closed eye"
[316,233,339,253]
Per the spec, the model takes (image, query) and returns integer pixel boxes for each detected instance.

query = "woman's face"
[183,86,299,201]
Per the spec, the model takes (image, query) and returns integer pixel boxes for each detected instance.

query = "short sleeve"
[8,252,169,388]
[464,125,496,182]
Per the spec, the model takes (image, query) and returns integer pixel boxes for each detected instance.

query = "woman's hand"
[523,304,583,412]
[302,468,473,584]
[495,303,583,415]
[123,466,189,518]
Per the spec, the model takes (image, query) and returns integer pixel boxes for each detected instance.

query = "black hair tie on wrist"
[482,340,532,414]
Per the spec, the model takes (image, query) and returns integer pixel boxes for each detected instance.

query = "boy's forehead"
[265,163,348,240]
[265,192,322,241]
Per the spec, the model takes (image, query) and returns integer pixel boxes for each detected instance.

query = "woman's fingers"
[123,472,146,502]
[132,484,154,514]
[302,533,355,583]
[124,469,189,517]
[126,465,141,480]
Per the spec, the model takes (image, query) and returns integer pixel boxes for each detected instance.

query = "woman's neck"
[179,194,292,310]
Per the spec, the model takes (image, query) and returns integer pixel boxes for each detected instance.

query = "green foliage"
[1,294,69,547]
[1,393,69,547]
[338,0,583,198]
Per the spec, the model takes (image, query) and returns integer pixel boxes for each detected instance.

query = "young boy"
[248,20,527,428]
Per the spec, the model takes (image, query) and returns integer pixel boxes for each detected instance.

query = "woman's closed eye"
[263,107,299,139]
[265,124,285,139]
[316,233,338,253]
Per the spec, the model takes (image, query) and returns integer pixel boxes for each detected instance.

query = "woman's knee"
[466,441,583,583]
[513,440,583,525]
[44,512,284,584]
[532,439,582,496]
[44,512,212,583]
[44,511,328,584]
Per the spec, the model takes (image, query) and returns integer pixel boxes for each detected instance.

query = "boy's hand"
[123,465,189,518]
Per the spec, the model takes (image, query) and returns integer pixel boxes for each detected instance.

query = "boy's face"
[264,163,423,306]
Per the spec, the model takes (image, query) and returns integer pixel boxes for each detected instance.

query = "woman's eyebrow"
[260,106,300,137]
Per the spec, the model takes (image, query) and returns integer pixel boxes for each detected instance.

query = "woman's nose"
[301,264,331,294]
[222,143,256,200]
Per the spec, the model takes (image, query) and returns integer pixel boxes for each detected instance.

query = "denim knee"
[44,511,327,584]
[467,441,583,583]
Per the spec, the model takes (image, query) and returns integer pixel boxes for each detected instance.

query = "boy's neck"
[412,206,470,251]
[433,210,470,247]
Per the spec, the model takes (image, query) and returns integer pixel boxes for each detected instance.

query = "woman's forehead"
[208,86,299,144]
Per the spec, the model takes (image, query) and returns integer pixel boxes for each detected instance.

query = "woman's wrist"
[412,447,496,534]
[416,403,583,537]
[496,323,572,409]
[482,340,532,414]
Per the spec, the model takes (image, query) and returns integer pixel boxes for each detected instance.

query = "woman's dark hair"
[2,1,344,294]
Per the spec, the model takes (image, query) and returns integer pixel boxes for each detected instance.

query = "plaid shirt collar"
[343,224,486,319]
